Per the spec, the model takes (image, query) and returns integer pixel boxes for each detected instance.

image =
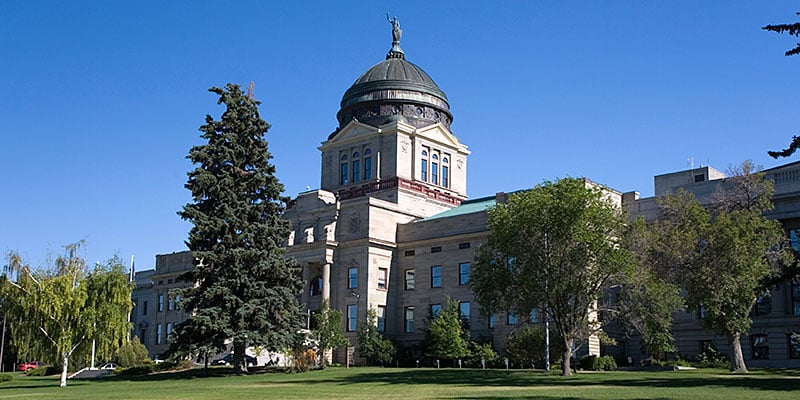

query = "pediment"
[320,120,376,148]
[415,124,470,154]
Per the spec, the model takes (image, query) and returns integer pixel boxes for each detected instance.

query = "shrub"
[0,373,13,383]
[118,363,155,375]
[504,325,566,369]
[693,347,729,369]
[466,341,498,368]
[290,348,317,372]
[579,355,617,371]
[115,336,151,367]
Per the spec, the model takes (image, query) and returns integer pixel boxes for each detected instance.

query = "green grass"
[1,367,799,399]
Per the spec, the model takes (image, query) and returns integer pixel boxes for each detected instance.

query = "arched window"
[431,153,439,185]
[421,149,429,181]
[442,156,450,188]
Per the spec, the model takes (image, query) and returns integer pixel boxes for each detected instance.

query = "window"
[166,322,172,340]
[310,275,323,296]
[377,268,387,290]
[459,262,470,285]
[140,329,146,344]
[168,296,174,311]
[789,333,800,359]
[529,309,539,323]
[431,266,442,288]
[405,269,415,290]
[348,267,358,289]
[792,280,800,316]
[697,305,707,319]
[431,304,442,318]
[142,301,148,316]
[156,323,163,344]
[431,161,439,184]
[507,311,518,325]
[694,174,705,183]
[459,302,470,324]
[158,295,164,312]
[431,246,441,253]
[751,334,769,360]
[352,159,360,183]
[404,250,415,256]
[363,156,372,180]
[488,311,495,329]
[458,242,470,249]
[347,304,357,332]
[753,291,771,316]
[377,305,386,332]
[404,306,415,333]
[421,159,428,181]
[340,154,349,185]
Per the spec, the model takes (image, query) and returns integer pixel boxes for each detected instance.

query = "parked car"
[17,361,46,371]
[100,362,118,370]
[212,353,257,367]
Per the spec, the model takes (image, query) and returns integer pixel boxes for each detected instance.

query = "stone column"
[322,262,331,302]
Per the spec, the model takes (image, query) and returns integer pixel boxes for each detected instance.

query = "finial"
[386,13,405,60]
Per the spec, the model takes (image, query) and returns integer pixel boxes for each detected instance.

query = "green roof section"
[423,195,497,221]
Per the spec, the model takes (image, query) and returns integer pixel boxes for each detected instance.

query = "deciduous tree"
[1,244,132,387]
[423,297,469,364]
[648,162,789,372]
[172,84,304,373]
[311,300,349,368]
[356,307,396,366]
[472,178,633,376]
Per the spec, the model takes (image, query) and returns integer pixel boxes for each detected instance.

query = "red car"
[17,361,46,371]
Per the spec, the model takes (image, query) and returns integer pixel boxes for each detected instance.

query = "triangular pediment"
[414,124,470,154]
[320,120,376,149]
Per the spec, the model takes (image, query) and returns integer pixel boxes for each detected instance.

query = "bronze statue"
[387,14,402,43]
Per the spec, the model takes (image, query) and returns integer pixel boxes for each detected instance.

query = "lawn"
[1,367,799,400]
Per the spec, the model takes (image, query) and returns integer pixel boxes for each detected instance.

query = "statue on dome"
[387,14,402,43]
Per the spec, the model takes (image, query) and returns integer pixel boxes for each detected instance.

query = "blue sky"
[1,1,798,269]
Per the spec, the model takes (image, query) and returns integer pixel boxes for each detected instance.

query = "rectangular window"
[340,163,349,185]
[529,309,539,323]
[347,304,357,332]
[442,165,449,187]
[140,329,146,344]
[431,303,442,318]
[404,306,415,333]
[348,267,358,289]
[156,323,163,344]
[352,160,360,183]
[405,269,415,290]
[792,280,800,316]
[458,301,470,329]
[404,250,415,256]
[168,296,175,311]
[431,266,442,288]
[431,246,441,253]
[377,306,386,333]
[488,311,495,329]
[142,301,148,316]
[458,242,470,249]
[751,334,769,360]
[158,295,164,312]
[431,162,439,185]
[507,311,518,325]
[789,333,800,359]
[421,159,428,182]
[166,322,172,340]
[754,291,771,316]
[377,268,387,290]
[364,157,372,180]
[697,305,707,319]
[459,262,470,285]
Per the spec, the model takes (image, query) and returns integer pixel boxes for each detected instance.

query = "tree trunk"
[60,355,69,388]
[233,340,248,374]
[728,333,748,373]
[561,338,574,377]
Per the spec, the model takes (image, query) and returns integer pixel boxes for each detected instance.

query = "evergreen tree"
[763,12,800,159]
[172,84,303,373]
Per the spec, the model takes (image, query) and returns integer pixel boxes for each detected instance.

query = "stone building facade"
[131,25,799,368]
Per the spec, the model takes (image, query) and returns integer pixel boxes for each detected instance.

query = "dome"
[334,21,453,132]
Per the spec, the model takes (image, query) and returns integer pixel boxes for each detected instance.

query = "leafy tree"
[171,84,304,373]
[503,325,565,369]
[1,244,132,387]
[763,12,800,159]
[648,162,789,372]
[356,307,396,366]
[311,300,349,368]
[114,336,150,367]
[423,297,469,364]
[472,178,633,376]
[617,218,684,359]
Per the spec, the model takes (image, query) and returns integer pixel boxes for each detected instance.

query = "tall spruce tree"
[763,12,800,159]
[172,84,303,373]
